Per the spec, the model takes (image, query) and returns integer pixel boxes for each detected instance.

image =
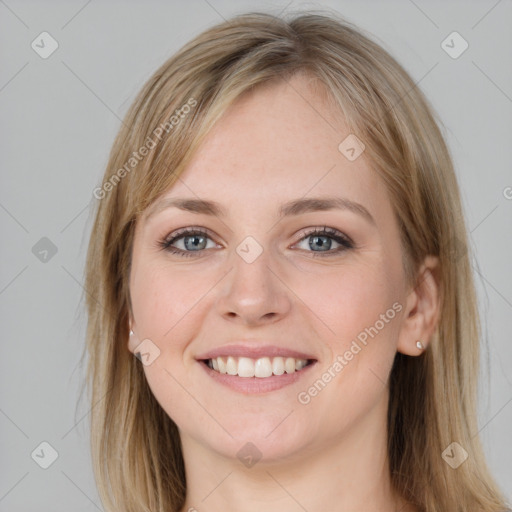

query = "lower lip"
[198,360,317,394]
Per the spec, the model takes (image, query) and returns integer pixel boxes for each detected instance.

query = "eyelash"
[158,226,354,258]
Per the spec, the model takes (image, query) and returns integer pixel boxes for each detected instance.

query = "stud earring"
[130,330,134,336]
[416,340,424,350]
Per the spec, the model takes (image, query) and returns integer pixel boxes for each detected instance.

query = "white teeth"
[238,357,255,378]
[284,357,296,374]
[272,357,285,375]
[206,356,310,378]
[226,356,237,375]
[295,359,307,370]
[217,356,227,374]
[254,357,272,378]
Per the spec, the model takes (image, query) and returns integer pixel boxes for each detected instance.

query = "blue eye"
[159,228,216,258]
[159,226,353,258]
[294,226,353,256]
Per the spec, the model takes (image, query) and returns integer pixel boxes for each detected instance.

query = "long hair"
[82,9,509,512]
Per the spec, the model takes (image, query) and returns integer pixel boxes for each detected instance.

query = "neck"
[178,392,411,512]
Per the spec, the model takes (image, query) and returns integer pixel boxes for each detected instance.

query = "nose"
[215,245,292,327]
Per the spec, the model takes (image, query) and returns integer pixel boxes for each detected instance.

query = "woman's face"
[129,74,414,462]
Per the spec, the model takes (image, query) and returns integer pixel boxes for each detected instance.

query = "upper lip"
[195,343,317,361]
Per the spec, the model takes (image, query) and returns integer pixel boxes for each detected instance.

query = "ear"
[397,255,441,356]
[127,317,139,354]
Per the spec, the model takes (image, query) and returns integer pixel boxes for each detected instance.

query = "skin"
[128,73,440,512]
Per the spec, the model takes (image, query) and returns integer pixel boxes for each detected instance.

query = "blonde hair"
[82,9,509,512]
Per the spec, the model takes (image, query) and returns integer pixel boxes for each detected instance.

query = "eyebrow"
[145,196,375,226]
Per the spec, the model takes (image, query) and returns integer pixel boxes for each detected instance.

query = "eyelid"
[159,224,354,258]
[162,225,352,244]
[290,226,354,257]
[293,225,354,245]
[161,226,220,245]
[158,226,223,255]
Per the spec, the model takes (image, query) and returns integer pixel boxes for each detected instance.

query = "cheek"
[294,261,401,395]
[130,262,209,420]
[130,261,208,338]
[291,259,400,341]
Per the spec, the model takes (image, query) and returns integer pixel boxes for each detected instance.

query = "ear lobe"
[127,319,139,353]
[397,255,441,356]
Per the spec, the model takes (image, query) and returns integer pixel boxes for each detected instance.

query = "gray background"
[0,0,511,510]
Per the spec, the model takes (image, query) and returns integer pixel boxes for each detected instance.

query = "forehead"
[148,74,386,221]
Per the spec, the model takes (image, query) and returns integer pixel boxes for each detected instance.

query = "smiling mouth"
[202,356,315,378]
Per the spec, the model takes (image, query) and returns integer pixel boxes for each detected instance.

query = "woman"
[83,10,510,512]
